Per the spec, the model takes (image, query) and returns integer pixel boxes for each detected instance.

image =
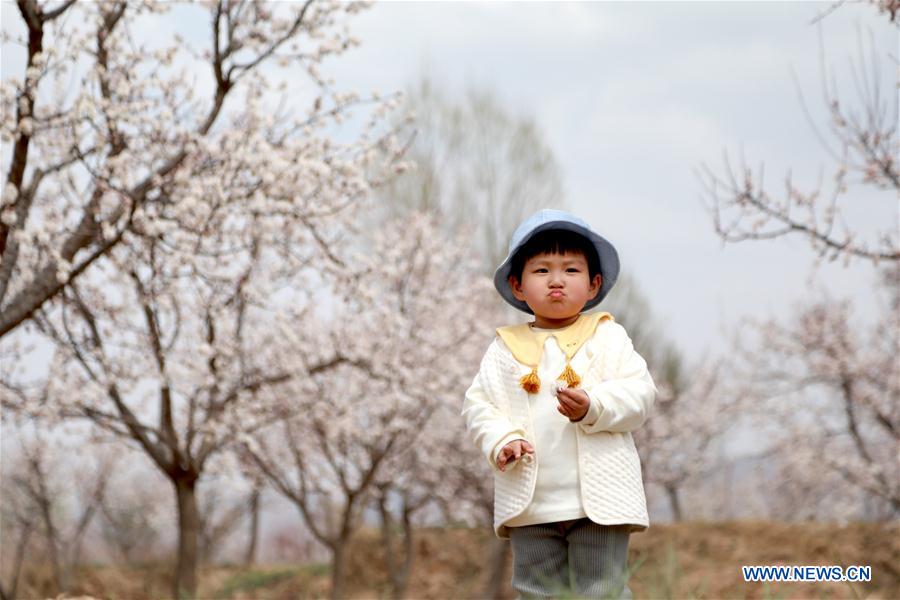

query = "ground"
[17,520,899,599]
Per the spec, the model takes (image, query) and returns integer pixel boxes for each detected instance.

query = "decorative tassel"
[558,362,581,388]
[520,366,541,393]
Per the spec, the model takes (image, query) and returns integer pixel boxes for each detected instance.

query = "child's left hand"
[556,385,591,421]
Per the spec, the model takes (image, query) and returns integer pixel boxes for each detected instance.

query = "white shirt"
[505,327,588,527]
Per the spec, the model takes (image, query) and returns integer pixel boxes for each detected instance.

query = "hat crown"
[509,209,590,253]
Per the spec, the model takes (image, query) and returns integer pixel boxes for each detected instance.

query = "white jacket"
[462,319,657,539]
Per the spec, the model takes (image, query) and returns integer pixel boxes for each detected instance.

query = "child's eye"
[567,268,580,272]
[534,268,548,273]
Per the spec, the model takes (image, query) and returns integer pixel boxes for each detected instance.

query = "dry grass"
[21,520,899,599]
[628,520,899,599]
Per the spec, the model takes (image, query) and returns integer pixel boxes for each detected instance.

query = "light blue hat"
[493,209,620,314]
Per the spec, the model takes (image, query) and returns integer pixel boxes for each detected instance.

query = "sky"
[320,1,898,362]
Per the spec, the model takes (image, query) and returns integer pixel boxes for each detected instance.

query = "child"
[461,209,658,599]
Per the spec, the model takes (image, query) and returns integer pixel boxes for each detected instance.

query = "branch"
[1,0,48,257]
[129,267,183,471]
[0,0,251,339]
[225,0,315,83]
[699,160,899,263]
[67,283,173,473]
[42,0,77,22]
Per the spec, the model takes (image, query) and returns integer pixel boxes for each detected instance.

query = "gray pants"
[508,518,633,599]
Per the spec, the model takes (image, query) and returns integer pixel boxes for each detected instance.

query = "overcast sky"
[322,1,898,361]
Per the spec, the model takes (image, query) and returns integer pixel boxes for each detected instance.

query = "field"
[17,521,899,599]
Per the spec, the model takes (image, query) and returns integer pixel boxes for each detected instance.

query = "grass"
[759,582,788,600]
[638,540,709,600]
[214,568,299,598]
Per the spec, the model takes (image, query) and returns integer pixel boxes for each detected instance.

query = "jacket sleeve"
[577,322,658,434]
[461,344,528,470]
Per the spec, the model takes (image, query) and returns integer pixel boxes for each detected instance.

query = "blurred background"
[1,1,897,598]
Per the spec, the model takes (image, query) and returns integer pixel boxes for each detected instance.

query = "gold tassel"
[520,366,541,393]
[558,362,581,388]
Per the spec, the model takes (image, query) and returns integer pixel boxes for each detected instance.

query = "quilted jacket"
[462,318,658,539]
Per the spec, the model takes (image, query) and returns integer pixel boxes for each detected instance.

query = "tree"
[698,2,898,521]
[427,402,511,600]
[197,476,252,565]
[241,471,266,566]
[374,77,566,277]
[637,357,733,521]
[732,265,898,519]
[242,210,489,599]
[97,463,170,564]
[0,2,407,597]
[0,429,113,597]
[698,5,898,267]
[0,484,33,600]
[370,370,502,600]
[0,0,404,338]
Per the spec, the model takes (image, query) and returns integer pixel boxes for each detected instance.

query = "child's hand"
[497,439,535,472]
[556,386,591,421]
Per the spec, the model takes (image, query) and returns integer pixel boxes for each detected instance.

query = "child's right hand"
[497,439,535,472]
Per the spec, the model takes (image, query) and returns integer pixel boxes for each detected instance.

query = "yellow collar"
[496,311,614,369]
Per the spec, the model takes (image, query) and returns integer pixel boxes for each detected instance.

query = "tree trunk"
[396,508,414,600]
[173,477,200,599]
[243,487,261,566]
[331,539,348,600]
[378,497,398,596]
[0,522,32,600]
[666,484,683,522]
[377,495,415,600]
[37,497,64,594]
[483,537,511,600]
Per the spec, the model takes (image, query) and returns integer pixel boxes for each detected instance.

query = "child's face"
[508,250,602,327]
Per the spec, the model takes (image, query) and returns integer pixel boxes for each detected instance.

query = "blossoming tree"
[0,1,407,597]
[242,210,493,599]
[698,2,898,521]
[1,431,114,598]
[697,4,898,267]
[733,267,898,519]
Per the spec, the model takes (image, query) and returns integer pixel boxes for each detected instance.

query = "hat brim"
[493,221,620,315]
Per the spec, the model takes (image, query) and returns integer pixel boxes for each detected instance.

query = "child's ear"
[588,274,602,299]
[508,275,525,300]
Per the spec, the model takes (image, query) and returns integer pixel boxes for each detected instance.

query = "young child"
[462,209,657,599]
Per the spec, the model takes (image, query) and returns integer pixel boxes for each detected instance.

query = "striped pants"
[508,518,633,599]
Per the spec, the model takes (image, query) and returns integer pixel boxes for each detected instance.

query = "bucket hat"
[493,209,620,314]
